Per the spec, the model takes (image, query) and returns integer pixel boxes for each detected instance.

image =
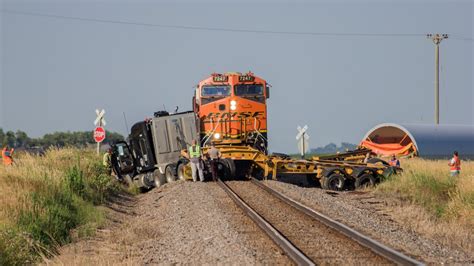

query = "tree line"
[0,128,124,149]
[310,142,358,155]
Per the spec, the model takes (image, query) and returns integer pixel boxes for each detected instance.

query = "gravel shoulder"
[49,181,290,265]
[263,179,473,264]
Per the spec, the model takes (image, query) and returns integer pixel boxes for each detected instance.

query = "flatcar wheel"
[355,173,376,189]
[322,173,345,191]
[165,165,176,183]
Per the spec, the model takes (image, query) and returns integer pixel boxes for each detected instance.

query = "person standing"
[448,151,461,176]
[207,143,221,181]
[103,148,113,175]
[363,152,371,163]
[1,146,14,166]
[188,140,204,182]
[389,154,400,167]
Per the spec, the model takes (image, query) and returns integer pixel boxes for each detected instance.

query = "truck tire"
[165,165,177,183]
[321,173,345,191]
[177,163,191,181]
[123,174,133,186]
[355,173,376,189]
[154,171,166,187]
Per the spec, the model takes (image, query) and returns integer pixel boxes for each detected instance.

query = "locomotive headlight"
[230,105,237,110]
[230,100,237,106]
[214,133,221,139]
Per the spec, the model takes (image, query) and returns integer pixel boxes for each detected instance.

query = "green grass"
[376,158,474,223]
[0,148,126,265]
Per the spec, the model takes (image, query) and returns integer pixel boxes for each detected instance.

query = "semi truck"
[112,111,198,189]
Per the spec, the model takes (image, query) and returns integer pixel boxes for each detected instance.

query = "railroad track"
[217,178,423,266]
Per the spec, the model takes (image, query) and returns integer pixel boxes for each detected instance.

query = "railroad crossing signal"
[94,109,106,154]
[94,109,106,126]
[296,125,309,158]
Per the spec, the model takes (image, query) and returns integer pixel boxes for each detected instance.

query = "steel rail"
[216,178,315,266]
[250,178,424,266]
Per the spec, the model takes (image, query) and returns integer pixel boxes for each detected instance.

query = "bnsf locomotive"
[193,72,270,153]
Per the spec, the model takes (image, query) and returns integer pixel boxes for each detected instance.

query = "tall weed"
[0,148,124,264]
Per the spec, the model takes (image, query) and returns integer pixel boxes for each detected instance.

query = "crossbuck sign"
[296,125,309,158]
[94,109,106,127]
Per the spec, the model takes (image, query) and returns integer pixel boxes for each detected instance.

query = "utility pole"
[427,33,448,124]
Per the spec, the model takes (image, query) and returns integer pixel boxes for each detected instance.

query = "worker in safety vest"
[388,154,400,167]
[448,151,461,176]
[1,146,14,166]
[103,148,113,175]
[188,139,204,182]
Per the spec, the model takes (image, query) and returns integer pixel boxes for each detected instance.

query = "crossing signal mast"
[427,33,448,125]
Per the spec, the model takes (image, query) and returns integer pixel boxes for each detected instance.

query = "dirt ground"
[46,181,289,265]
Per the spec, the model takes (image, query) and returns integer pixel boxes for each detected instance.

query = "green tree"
[15,130,30,148]
[4,131,16,147]
[0,128,4,147]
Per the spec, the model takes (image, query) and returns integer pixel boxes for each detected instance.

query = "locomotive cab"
[194,72,269,153]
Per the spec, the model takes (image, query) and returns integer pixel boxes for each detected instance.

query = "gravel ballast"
[227,181,390,265]
[263,179,473,264]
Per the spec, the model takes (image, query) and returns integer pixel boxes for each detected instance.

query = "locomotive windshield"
[234,84,264,96]
[201,85,231,97]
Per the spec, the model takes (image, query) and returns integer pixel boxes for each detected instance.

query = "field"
[375,158,474,253]
[0,148,125,265]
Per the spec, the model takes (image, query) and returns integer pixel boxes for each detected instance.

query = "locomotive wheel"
[177,163,192,181]
[165,165,177,183]
[223,158,236,179]
[321,173,345,191]
[355,173,376,189]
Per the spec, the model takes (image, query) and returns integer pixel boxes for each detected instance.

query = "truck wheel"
[165,165,176,183]
[138,172,155,191]
[123,174,133,186]
[321,173,345,191]
[154,171,166,187]
[177,163,191,181]
[355,173,376,189]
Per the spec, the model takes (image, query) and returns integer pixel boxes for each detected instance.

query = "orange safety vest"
[389,158,399,167]
[1,148,14,165]
[450,156,461,171]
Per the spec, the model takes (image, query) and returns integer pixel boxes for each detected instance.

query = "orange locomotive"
[193,72,270,153]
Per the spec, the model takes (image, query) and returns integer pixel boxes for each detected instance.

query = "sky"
[1,0,473,153]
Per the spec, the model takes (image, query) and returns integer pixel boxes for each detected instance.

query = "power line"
[2,9,427,38]
[449,35,474,42]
